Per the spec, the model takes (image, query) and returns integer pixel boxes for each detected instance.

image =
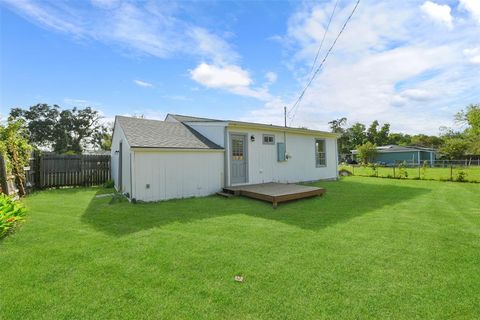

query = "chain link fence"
[340,160,480,183]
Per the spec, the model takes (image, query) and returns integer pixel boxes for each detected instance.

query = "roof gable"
[116,116,223,149]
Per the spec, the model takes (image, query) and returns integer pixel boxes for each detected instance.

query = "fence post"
[393,166,395,178]
[34,151,41,189]
[352,165,355,175]
[450,164,453,181]
[0,154,9,195]
[418,165,421,179]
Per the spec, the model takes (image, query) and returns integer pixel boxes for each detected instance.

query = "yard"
[1,177,479,319]
[341,164,480,182]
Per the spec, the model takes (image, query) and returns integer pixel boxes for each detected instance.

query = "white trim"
[228,122,338,138]
[131,147,224,153]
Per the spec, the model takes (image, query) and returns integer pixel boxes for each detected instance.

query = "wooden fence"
[33,154,111,189]
[0,153,111,196]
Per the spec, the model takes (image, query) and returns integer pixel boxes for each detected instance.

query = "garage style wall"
[132,150,224,202]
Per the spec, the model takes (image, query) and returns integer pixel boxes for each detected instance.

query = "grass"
[1,177,479,319]
[341,164,480,182]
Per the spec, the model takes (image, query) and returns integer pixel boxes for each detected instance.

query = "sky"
[0,0,479,134]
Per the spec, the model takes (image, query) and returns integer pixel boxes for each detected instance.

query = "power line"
[309,0,340,77]
[289,0,361,126]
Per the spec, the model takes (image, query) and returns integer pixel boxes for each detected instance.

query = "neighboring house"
[111,114,339,202]
[351,145,437,165]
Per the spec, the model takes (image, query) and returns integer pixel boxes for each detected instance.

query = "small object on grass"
[234,275,244,282]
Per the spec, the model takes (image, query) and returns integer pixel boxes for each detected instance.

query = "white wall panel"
[111,121,131,194]
[226,128,338,185]
[133,150,224,202]
[184,122,227,147]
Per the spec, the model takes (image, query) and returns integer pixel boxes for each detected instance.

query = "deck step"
[222,188,241,196]
[216,192,234,198]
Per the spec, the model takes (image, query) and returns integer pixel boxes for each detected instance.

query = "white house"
[111,114,339,202]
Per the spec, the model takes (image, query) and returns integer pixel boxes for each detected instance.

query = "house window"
[315,139,326,167]
[232,138,244,160]
[263,134,275,145]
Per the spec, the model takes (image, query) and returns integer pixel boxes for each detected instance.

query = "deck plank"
[223,182,325,207]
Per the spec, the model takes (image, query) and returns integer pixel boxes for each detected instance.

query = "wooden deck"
[223,182,325,208]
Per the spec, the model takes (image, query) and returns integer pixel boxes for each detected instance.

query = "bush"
[397,161,409,179]
[456,169,467,182]
[103,180,114,188]
[0,194,26,239]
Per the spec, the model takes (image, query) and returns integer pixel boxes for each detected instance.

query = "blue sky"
[1,0,479,134]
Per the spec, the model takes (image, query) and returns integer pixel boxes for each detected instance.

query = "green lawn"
[1,177,479,319]
[341,164,480,182]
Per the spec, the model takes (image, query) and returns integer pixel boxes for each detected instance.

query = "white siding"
[183,122,227,147]
[226,128,338,185]
[133,150,224,202]
[110,121,132,195]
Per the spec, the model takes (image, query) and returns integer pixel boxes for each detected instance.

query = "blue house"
[352,145,437,165]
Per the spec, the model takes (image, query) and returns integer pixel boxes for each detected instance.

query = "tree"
[387,133,411,146]
[440,138,469,160]
[10,104,107,153]
[345,122,367,151]
[455,104,480,156]
[376,123,390,145]
[93,123,113,151]
[10,104,59,150]
[356,142,377,164]
[455,104,480,136]
[365,120,390,145]
[328,117,349,154]
[410,134,444,149]
[366,120,379,144]
[0,119,32,196]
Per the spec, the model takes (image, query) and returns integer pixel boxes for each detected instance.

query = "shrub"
[397,161,409,179]
[356,142,377,164]
[367,163,378,177]
[456,169,467,182]
[421,160,429,180]
[0,194,26,239]
[338,169,352,176]
[103,179,115,188]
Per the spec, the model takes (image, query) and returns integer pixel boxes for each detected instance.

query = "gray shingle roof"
[116,116,223,149]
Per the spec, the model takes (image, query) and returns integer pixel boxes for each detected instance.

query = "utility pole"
[284,106,287,128]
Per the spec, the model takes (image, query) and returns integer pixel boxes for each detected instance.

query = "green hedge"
[0,194,26,239]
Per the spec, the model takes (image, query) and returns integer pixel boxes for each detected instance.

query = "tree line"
[8,104,111,154]
[4,103,479,161]
[330,104,480,162]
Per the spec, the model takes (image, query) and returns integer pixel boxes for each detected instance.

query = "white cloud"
[1,0,229,62]
[463,47,480,64]
[2,0,273,102]
[133,79,153,88]
[421,1,453,29]
[244,0,480,134]
[265,72,278,84]
[460,0,480,23]
[2,0,84,35]
[63,98,103,108]
[190,63,251,88]
[90,0,118,9]
[189,27,239,65]
[190,63,272,100]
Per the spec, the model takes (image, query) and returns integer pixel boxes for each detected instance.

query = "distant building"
[352,145,437,165]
